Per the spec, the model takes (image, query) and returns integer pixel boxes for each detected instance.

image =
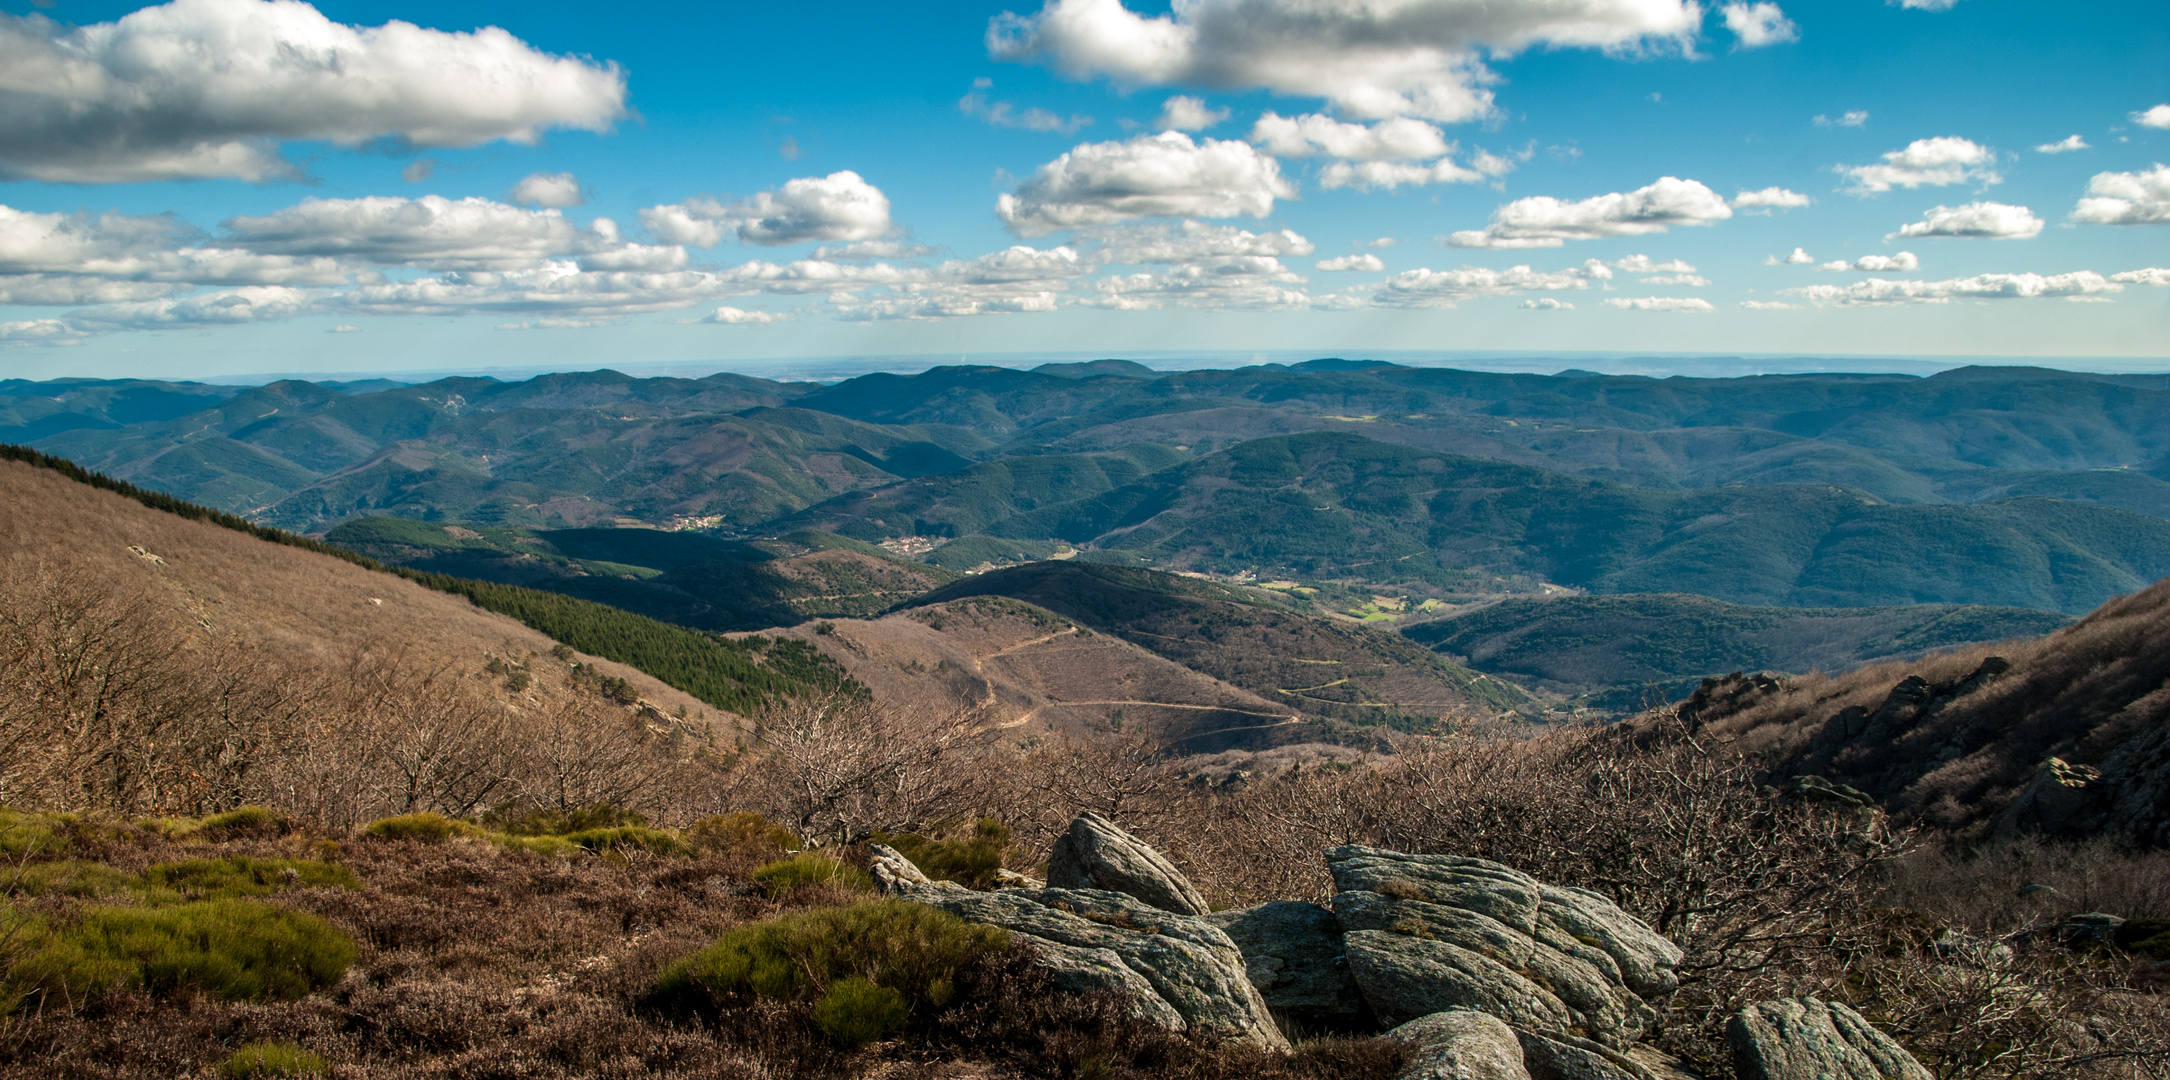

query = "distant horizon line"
[18,349,2170,388]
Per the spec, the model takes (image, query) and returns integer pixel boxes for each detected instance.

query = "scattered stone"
[1779,775,1874,811]
[1046,811,1211,916]
[1727,997,1931,1080]
[993,868,1046,889]
[1389,1010,1531,1080]
[1999,757,2107,836]
[868,843,936,894]
[1205,900,1368,1025]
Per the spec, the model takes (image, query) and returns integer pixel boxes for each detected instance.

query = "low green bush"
[810,976,910,1047]
[687,811,798,861]
[563,826,690,857]
[490,834,583,858]
[362,813,481,843]
[0,811,70,856]
[483,805,647,837]
[142,857,360,899]
[751,854,874,897]
[10,860,137,899]
[869,818,1013,890]
[187,807,288,841]
[8,898,356,1010]
[220,1042,329,1078]
[654,898,1007,1043]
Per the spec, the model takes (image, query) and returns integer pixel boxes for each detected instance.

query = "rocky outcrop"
[1047,811,1212,915]
[1204,900,1368,1026]
[1329,847,1678,1047]
[1727,997,1930,1080]
[1390,1010,1531,1080]
[879,845,1287,1051]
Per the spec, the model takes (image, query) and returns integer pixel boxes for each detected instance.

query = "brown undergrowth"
[0,821,1407,1080]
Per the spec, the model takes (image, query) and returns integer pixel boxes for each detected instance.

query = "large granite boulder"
[1391,1010,1532,1080]
[1727,997,1930,1080]
[876,846,1287,1051]
[1047,811,1212,915]
[1327,847,1679,1048]
[1204,900,1369,1026]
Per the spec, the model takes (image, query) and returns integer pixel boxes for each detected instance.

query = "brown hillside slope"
[1681,576,2170,846]
[0,458,709,718]
[758,595,1320,753]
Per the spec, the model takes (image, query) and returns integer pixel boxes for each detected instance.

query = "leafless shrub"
[730,692,997,846]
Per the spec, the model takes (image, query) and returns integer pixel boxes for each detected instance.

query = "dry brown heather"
[1688,575,2170,842]
[0,459,711,719]
[0,822,1406,1080]
[0,458,733,827]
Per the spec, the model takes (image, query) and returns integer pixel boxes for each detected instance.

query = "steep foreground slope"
[1681,577,2170,846]
[0,455,758,823]
[0,457,706,714]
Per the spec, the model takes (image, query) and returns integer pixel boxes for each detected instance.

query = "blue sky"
[1,0,2165,381]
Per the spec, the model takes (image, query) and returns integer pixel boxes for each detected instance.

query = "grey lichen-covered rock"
[1535,886,1683,1000]
[1389,1011,1531,1080]
[884,854,1287,1051]
[1343,929,1576,1033]
[1726,997,1931,1080]
[1516,1029,1660,1080]
[1327,847,1677,1048]
[1047,811,1211,916]
[1204,900,1367,1023]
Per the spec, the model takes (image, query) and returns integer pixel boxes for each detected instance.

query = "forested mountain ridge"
[14,362,2170,618]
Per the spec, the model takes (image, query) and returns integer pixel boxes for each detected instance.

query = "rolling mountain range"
[10,360,2170,711]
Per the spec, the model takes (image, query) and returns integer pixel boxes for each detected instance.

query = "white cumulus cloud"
[1892,202,2044,239]
[987,0,1702,124]
[1814,110,1869,128]
[223,195,594,270]
[1091,220,1313,264]
[2111,267,2170,286]
[1250,113,1449,161]
[702,306,789,324]
[1892,0,1961,9]
[1157,96,1229,131]
[1369,259,1611,307]
[996,131,1294,236]
[2071,165,2170,226]
[1734,187,1810,209]
[0,0,626,183]
[1614,254,1695,273]
[1813,251,1920,271]
[1720,2,1798,48]
[1448,177,1732,248]
[1788,271,2120,305]
[2131,105,2170,130]
[1740,300,1801,309]
[1841,137,1999,194]
[2034,135,2089,155]
[1768,247,1815,265]
[1317,253,1384,272]
[641,171,895,248]
[511,173,585,208]
[1520,297,1572,310]
[1604,296,1715,311]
